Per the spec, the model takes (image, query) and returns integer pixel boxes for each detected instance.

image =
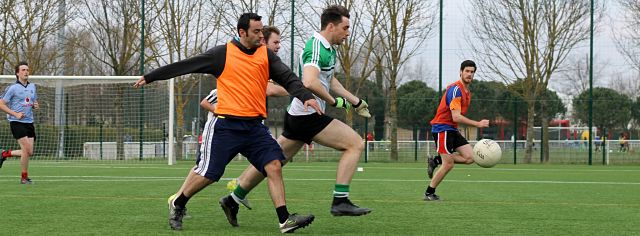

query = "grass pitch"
[1,160,639,235]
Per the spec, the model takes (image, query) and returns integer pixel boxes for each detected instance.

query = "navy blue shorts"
[195,116,284,181]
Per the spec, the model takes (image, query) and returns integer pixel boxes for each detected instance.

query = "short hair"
[237,13,262,36]
[15,61,28,74]
[321,5,350,30]
[262,26,281,42]
[460,60,476,71]
[15,61,28,80]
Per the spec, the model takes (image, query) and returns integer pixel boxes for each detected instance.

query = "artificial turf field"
[1,160,639,235]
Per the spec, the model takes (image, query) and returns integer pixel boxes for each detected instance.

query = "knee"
[355,140,365,152]
[348,139,365,153]
[25,149,34,156]
[441,161,455,171]
[264,160,282,173]
[461,153,474,164]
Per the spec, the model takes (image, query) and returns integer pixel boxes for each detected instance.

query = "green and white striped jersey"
[288,32,336,116]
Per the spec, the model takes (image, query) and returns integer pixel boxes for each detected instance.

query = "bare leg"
[13,137,34,176]
[235,136,303,191]
[429,144,473,189]
[181,173,215,197]
[312,120,370,216]
[312,120,364,185]
[264,160,286,207]
[175,166,197,195]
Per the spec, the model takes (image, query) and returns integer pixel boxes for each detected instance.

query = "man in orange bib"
[133,13,320,234]
[424,60,490,201]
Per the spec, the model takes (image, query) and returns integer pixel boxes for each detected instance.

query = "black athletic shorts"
[432,130,468,154]
[10,121,36,140]
[282,112,334,144]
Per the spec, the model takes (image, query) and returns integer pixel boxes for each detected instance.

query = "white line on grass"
[0,175,638,185]
[27,164,336,172]
[0,194,637,208]
[14,163,640,173]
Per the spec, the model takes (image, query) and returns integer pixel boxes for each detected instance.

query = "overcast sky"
[413,0,631,93]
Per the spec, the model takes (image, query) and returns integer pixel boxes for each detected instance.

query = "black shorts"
[432,130,468,154]
[10,121,36,140]
[282,112,334,144]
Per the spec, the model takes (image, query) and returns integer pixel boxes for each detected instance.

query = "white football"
[473,139,502,168]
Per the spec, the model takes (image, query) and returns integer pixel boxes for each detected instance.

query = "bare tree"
[468,0,602,163]
[210,0,304,66]
[552,53,607,98]
[613,0,640,132]
[61,28,107,75]
[148,0,220,159]
[376,0,437,161]
[72,0,150,159]
[73,0,147,76]
[0,0,66,74]
[0,0,16,72]
[615,0,640,73]
[213,0,288,38]
[608,72,640,99]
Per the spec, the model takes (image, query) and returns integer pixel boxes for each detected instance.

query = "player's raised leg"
[425,138,474,201]
[312,119,370,216]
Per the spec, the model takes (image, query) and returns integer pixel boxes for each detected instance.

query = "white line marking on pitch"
[18,162,640,172]
[0,176,638,185]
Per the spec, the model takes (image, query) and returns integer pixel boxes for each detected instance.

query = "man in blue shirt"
[0,61,39,184]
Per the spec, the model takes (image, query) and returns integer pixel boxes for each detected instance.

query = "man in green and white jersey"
[221,6,372,224]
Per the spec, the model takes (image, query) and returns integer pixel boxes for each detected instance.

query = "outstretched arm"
[134,45,226,88]
[451,109,489,128]
[329,77,360,105]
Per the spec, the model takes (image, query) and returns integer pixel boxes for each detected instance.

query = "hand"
[331,97,351,110]
[353,99,371,118]
[477,119,490,128]
[303,99,323,115]
[132,76,147,88]
[33,101,39,109]
[14,112,24,119]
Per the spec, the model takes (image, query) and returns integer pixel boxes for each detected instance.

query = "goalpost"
[0,75,181,165]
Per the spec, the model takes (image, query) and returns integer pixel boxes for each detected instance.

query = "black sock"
[173,193,191,208]
[276,206,290,224]
[226,195,239,207]
[435,155,442,164]
[332,196,348,205]
[426,186,436,195]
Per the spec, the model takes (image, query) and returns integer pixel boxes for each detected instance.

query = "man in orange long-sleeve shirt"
[133,13,320,233]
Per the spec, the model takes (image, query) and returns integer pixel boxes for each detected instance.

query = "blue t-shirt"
[1,81,37,123]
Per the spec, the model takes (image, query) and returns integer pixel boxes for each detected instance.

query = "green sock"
[333,184,350,198]
[233,185,249,200]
